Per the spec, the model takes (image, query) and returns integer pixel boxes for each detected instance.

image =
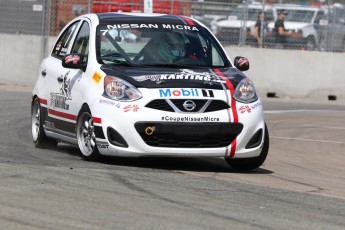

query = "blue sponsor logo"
[159,88,199,97]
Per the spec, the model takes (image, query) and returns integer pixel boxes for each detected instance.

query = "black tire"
[225,124,269,171]
[31,97,57,148]
[76,106,101,161]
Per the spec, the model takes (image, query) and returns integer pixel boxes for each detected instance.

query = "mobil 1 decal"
[50,70,82,110]
[159,88,214,98]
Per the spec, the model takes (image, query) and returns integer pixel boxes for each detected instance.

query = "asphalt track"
[1,88,345,230]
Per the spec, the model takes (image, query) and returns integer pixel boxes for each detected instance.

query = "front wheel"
[76,108,101,161]
[225,124,269,171]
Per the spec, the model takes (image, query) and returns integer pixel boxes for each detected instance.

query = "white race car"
[31,13,269,171]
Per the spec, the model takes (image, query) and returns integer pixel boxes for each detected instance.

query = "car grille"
[145,99,230,113]
[135,122,243,148]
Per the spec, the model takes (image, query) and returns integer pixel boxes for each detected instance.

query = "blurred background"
[0,0,344,99]
[1,0,345,53]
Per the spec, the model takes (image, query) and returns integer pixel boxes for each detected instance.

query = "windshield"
[96,22,228,68]
[283,9,316,23]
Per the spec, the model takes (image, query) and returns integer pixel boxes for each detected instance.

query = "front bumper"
[90,93,265,158]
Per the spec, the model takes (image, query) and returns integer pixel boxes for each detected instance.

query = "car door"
[41,20,82,137]
[64,20,91,122]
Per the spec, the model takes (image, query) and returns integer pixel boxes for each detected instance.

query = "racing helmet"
[158,33,186,62]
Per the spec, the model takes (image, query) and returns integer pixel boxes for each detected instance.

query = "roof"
[96,12,193,25]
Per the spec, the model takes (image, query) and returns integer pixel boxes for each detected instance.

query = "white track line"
[265,110,329,114]
[302,125,345,130]
[271,136,345,144]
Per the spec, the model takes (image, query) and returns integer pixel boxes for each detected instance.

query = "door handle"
[41,69,46,77]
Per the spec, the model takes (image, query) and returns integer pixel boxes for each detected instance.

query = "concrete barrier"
[0,34,344,99]
[225,46,345,99]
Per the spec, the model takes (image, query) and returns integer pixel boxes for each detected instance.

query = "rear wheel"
[31,97,57,148]
[225,124,269,171]
[76,107,100,161]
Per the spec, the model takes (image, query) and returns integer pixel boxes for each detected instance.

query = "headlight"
[233,78,258,103]
[104,76,142,101]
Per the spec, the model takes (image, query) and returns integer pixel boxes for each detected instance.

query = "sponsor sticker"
[161,116,220,122]
[132,69,226,85]
[97,143,109,149]
[99,99,121,108]
[92,72,103,84]
[50,71,71,110]
[158,88,214,98]
[251,102,262,110]
[101,24,199,36]
[123,104,139,112]
[44,121,55,129]
[49,71,81,111]
[65,55,80,64]
[239,105,252,114]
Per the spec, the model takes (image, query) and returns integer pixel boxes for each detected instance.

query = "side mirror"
[62,53,85,69]
[234,56,249,71]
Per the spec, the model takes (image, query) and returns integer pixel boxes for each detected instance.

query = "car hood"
[100,65,246,90]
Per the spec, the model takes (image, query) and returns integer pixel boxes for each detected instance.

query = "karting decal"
[99,99,121,108]
[132,69,226,85]
[92,72,103,84]
[65,55,80,64]
[239,105,252,114]
[123,104,139,112]
[161,116,219,122]
[101,24,198,35]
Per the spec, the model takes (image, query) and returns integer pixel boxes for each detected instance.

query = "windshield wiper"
[141,63,198,68]
[102,58,138,67]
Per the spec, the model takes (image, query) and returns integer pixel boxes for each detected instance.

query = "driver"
[157,32,186,63]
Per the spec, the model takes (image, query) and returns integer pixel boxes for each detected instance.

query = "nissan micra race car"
[31,13,269,171]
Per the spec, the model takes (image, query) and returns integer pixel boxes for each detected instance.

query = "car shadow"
[57,143,273,174]
[101,156,274,174]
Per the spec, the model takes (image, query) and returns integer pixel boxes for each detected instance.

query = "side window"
[71,21,90,57]
[52,21,80,59]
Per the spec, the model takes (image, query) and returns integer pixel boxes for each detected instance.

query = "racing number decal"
[214,68,238,158]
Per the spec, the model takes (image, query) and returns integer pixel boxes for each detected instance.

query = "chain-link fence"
[1,0,345,56]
